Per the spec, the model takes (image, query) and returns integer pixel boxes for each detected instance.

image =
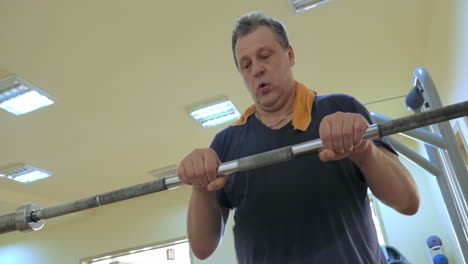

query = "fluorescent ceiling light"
[190,99,240,128]
[289,0,331,13]
[0,164,52,183]
[0,75,55,115]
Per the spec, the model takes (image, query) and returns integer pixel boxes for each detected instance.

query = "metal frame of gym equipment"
[371,67,468,262]
[0,68,467,261]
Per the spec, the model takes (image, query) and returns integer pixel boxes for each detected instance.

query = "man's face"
[235,26,295,109]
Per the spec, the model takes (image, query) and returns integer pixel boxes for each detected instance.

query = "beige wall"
[423,0,468,106]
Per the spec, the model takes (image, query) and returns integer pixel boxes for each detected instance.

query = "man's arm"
[351,144,420,215]
[178,148,231,259]
[319,111,420,215]
[187,188,230,259]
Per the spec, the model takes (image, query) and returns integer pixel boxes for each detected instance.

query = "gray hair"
[231,11,290,69]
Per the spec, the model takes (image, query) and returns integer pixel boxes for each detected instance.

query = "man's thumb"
[207,175,228,191]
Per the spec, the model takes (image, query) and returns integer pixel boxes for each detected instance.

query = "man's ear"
[288,45,295,67]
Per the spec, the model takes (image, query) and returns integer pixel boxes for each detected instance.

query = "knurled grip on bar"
[0,213,16,234]
[32,178,166,221]
[378,100,468,137]
[235,146,295,172]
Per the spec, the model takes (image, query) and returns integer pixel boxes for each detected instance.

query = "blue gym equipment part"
[433,254,449,264]
[427,235,443,248]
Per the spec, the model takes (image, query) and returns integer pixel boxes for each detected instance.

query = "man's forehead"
[236,26,275,47]
[235,28,277,59]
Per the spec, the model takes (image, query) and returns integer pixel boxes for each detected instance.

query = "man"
[178,11,420,264]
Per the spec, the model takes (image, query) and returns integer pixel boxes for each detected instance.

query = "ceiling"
[0,0,434,213]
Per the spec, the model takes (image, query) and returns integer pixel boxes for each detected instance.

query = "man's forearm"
[352,144,420,215]
[187,188,228,259]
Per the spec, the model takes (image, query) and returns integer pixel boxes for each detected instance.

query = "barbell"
[0,100,466,235]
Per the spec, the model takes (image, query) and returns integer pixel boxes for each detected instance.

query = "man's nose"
[252,62,265,77]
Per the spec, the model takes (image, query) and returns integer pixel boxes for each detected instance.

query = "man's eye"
[242,63,251,69]
[260,54,270,59]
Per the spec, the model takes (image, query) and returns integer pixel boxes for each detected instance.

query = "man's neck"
[256,85,296,128]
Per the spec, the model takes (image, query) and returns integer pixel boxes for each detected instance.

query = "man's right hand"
[178,148,228,192]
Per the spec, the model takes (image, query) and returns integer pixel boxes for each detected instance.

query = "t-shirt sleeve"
[348,96,398,156]
[210,132,233,209]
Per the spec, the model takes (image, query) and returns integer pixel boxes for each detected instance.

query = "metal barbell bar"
[1,100,467,235]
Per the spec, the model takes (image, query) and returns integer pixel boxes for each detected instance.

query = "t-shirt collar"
[230,81,316,131]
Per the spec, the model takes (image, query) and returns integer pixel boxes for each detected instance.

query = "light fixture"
[0,74,55,115]
[166,248,175,260]
[289,0,331,13]
[0,164,52,183]
[189,99,240,128]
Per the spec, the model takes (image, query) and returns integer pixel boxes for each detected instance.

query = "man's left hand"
[318,112,373,162]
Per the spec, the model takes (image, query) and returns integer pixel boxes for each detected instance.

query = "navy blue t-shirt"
[210,94,389,264]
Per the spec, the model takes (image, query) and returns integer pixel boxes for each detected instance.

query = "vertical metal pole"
[413,67,468,262]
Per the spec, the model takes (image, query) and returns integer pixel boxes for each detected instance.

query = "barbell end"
[15,203,45,233]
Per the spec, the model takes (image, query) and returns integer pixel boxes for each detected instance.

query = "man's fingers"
[204,149,220,183]
[342,116,355,153]
[318,112,373,162]
[354,117,368,147]
[319,149,336,162]
[177,148,223,189]
[190,155,207,187]
[319,118,333,151]
[177,164,190,185]
[331,118,344,154]
[207,175,228,191]
[181,160,194,185]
